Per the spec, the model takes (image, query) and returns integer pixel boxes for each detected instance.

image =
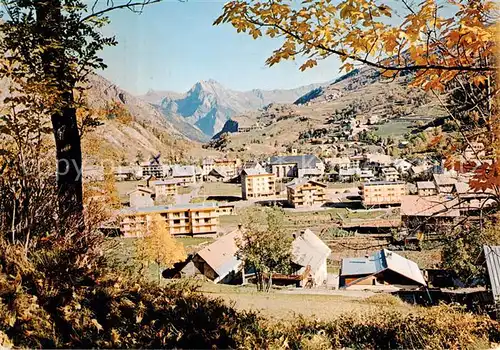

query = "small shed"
[340,249,426,289]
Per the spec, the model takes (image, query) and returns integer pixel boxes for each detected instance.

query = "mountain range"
[142,79,329,137]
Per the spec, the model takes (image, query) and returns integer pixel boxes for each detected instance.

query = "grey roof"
[341,249,425,286]
[484,245,500,301]
[172,165,196,177]
[119,202,218,215]
[196,230,242,281]
[152,179,179,186]
[417,181,436,190]
[269,154,322,169]
[341,253,383,276]
[241,168,270,176]
[292,229,331,273]
[208,167,228,178]
[126,186,154,195]
[286,178,326,190]
[433,173,457,186]
[393,159,412,167]
[363,181,406,186]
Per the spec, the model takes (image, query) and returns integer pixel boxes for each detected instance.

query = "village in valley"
[0,0,499,347]
[86,103,497,315]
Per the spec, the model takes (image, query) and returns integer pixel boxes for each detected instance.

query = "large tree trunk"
[52,107,84,224]
[36,0,84,227]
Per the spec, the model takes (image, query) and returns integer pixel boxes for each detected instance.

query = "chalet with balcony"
[286,179,327,208]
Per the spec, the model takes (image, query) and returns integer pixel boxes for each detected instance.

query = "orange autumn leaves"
[215,0,497,91]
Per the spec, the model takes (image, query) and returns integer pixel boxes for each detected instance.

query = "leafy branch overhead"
[215,0,497,90]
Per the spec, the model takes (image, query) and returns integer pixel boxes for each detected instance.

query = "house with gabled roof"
[171,165,201,185]
[340,249,426,289]
[268,154,324,179]
[290,229,331,286]
[127,186,154,208]
[433,173,457,193]
[417,181,438,196]
[193,229,243,284]
[205,168,229,182]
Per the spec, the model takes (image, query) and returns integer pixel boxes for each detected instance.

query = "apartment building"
[381,167,400,182]
[416,181,438,197]
[141,163,168,178]
[119,203,219,237]
[241,168,276,200]
[359,181,407,207]
[286,179,327,208]
[152,179,178,199]
[202,158,241,178]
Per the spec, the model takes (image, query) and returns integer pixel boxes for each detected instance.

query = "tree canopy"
[216,0,499,201]
[215,0,497,90]
[237,207,293,291]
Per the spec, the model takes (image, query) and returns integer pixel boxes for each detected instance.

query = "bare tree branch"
[80,0,163,23]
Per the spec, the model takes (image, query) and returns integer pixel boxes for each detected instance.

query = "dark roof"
[269,154,321,169]
[208,168,228,178]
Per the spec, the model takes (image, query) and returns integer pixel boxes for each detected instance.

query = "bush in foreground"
[1,237,500,349]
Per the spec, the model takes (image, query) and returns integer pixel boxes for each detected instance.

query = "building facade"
[286,180,327,208]
[141,163,165,178]
[203,158,240,178]
[268,154,324,179]
[381,167,400,182]
[119,203,219,237]
[152,179,178,199]
[359,181,407,207]
[241,169,276,200]
[128,186,154,208]
[416,181,438,197]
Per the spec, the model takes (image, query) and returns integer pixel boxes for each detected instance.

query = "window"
[173,219,180,225]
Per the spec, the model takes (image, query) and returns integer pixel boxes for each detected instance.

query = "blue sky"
[99,1,341,95]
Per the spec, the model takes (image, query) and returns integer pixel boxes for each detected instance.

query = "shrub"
[364,294,404,306]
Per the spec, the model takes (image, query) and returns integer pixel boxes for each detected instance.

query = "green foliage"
[238,207,293,291]
[320,227,354,239]
[442,222,500,285]
[1,230,500,349]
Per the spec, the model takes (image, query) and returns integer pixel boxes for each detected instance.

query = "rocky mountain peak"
[158,79,329,137]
